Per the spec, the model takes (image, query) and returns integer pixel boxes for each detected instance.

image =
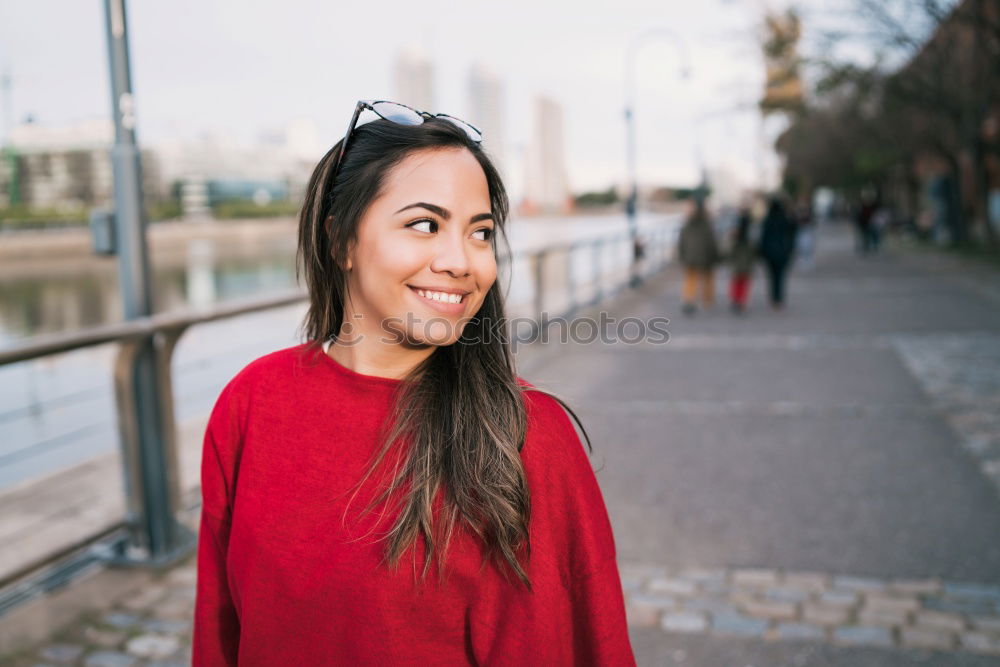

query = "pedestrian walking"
[856,193,877,255]
[758,196,797,310]
[793,198,816,271]
[677,198,720,315]
[728,207,756,314]
[192,100,635,666]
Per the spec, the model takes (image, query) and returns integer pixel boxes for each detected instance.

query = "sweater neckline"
[319,339,404,389]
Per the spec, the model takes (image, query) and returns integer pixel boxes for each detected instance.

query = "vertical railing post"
[103,0,193,566]
[532,249,546,342]
[565,244,577,317]
[591,240,603,306]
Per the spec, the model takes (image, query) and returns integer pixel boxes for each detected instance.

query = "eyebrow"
[395,202,494,224]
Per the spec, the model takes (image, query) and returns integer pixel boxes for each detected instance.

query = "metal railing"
[0,223,676,616]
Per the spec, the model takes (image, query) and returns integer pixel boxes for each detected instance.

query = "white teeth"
[415,289,463,304]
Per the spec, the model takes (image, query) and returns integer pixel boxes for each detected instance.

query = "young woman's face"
[344,147,497,347]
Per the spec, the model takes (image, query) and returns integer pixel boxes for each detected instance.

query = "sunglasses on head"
[330,100,483,185]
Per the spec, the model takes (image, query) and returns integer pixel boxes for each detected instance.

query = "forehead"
[377,147,490,208]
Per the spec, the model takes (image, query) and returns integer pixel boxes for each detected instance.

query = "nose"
[429,228,471,277]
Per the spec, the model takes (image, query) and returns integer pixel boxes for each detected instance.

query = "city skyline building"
[467,63,507,179]
[393,46,434,113]
[523,95,570,214]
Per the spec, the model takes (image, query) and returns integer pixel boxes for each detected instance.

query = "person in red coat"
[192,100,635,666]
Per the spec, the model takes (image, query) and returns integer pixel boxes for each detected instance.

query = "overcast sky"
[1,0,859,193]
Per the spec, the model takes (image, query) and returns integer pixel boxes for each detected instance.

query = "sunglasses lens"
[371,102,424,125]
[438,115,483,142]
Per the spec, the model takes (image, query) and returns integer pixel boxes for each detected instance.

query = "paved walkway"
[525,223,1000,664]
[5,222,1000,666]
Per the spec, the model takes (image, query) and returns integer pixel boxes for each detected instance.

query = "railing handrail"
[0,288,307,367]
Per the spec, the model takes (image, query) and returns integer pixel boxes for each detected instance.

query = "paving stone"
[889,578,942,595]
[832,576,887,593]
[101,612,143,630]
[121,584,168,611]
[164,585,197,603]
[146,661,187,667]
[660,611,708,633]
[913,610,967,633]
[649,577,698,596]
[818,589,858,608]
[833,625,893,648]
[900,627,955,651]
[156,598,195,620]
[82,627,126,648]
[774,623,826,641]
[700,579,730,595]
[625,603,661,628]
[681,597,739,615]
[124,634,180,659]
[961,631,1000,654]
[83,652,138,667]
[924,595,997,616]
[942,582,1000,603]
[732,569,779,588]
[802,603,851,626]
[39,644,85,663]
[970,616,1000,633]
[738,598,799,621]
[711,611,770,637]
[627,593,677,611]
[862,594,920,614]
[764,587,809,603]
[858,607,910,627]
[676,568,726,586]
[781,572,829,593]
[140,618,191,635]
[620,575,644,593]
[165,567,197,586]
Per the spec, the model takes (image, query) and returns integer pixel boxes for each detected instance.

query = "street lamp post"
[624,29,691,287]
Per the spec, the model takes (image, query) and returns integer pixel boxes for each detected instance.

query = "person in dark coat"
[728,208,756,313]
[677,198,720,315]
[758,197,797,310]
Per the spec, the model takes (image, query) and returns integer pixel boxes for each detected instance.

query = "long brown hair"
[296,117,590,588]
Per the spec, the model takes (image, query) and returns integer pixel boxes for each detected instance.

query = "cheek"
[359,237,427,282]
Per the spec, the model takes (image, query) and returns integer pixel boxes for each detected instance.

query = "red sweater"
[193,344,635,666]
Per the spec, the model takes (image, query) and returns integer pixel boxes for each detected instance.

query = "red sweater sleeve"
[192,382,243,665]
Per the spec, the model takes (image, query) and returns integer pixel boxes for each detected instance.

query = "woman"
[192,101,634,666]
[758,196,798,310]
[676,198,720,315]
[728,207,755,314]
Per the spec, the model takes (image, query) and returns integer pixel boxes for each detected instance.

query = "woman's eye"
[407,219,437,233]
[472,227,494,242]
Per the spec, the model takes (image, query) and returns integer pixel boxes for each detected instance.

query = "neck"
[326,312,436,381]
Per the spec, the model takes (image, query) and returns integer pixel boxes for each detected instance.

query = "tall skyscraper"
[467,63,506,176]
[393,46,434,112]
[524,95,570,214]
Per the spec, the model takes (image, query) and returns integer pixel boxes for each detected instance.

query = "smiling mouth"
[408,286,468,305]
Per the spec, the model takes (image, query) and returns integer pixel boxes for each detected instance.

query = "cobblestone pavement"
[4,559,195,667]
[622,564,1000,657]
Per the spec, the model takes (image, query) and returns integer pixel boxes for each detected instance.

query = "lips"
[407,285,469,314]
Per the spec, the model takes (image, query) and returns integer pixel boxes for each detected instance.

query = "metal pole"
[102,0,192,565]
[624,29,691,289]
